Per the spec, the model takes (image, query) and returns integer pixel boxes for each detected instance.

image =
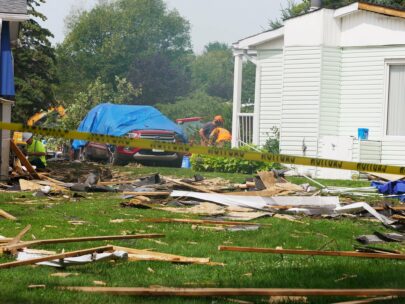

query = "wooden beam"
[0,209,17,221]
[0,245,113,269]
[123,192,171,197]
[60,287,405,297]
[1,234,164,253]
[141,218,270,227]
[112,245,211,264]
[359,2,405,19]
[7,224,31,246]
[165,177,214,193]
[218,246,405,260]
[332,296,398,304]
[10,140,40,179]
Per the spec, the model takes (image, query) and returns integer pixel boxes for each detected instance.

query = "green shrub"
[190,145,275,174]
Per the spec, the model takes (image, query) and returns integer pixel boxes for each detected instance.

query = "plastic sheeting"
[170,191,340,211]
[372,180,405,202]
[72,103,187,149]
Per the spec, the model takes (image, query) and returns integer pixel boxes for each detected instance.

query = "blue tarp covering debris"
[371,180,405,202]
[72,103,187,150]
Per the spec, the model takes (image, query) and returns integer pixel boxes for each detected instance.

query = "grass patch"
[0,166,403,303]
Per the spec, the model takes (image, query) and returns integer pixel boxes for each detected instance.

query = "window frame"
[383,59,405,139]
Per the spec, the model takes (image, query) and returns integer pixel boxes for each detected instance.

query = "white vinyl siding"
[339,45,405,167]
[257,50,283,146]
[280,47,321,157]
[339,46,405,139]
[386,64,405,136]
[319,47,341,136]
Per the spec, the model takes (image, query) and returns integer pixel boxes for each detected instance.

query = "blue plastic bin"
[358,128,369,140]
[181,156,191,168]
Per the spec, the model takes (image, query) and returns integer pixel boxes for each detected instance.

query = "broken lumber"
[1,234,164,253]
[112,245,211,264]
[7,225,31,246]
[60,287,405,297]
[123,191,171,197]
[165,177,214,193]
[141,218,271,227]
[257,171,276,189]
[97,180,137,186]
[218,246,405,260]
[19,179,43,191]
[332,296,398,304]
[10,140,40,179]
[0,245,113,269]
[0,209,17,221]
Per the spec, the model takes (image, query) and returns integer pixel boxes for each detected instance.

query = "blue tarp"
[0,21,15,97]
[72,103,187,150]
[371,180,405,202]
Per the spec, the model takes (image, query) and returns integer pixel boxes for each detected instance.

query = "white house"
[232,1,405,178]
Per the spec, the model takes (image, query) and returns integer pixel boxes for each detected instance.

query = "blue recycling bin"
[358,128,369,140]
[181,155,191,168]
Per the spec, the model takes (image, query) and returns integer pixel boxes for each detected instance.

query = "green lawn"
[0,166,403,303]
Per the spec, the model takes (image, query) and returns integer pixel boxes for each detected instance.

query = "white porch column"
[252,62,261,145]
[232,50,243,148]
[0,99,12,180]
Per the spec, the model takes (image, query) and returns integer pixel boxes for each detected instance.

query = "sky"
[38,0,288,53]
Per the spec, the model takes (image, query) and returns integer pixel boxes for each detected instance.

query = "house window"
[387,64,405,136]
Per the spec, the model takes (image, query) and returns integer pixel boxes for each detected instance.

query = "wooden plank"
[0,209,17,221]
[257,171,276,189]
[7,224,31,246]
[98,180,138,186]
[141,218,271,227]
[1,234,164,253]
[0,245,113,269]
[123,192,171,197]
[165,177,214,193]
[218,246,405,260]
[60,287,405,297]
[358,2,405,19]
[112,246,211,264]
[368,172,405,182]
[19,179,43,191]
[332,296,397,304]
[10,140,40,179]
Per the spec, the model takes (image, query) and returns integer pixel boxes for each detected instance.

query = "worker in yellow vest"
[209,127,232,147]
[22,132,47,169]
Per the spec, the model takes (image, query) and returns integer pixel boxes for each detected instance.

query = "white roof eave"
[334,2,359,18]
[0,13,29,22]
[233,27,284,50]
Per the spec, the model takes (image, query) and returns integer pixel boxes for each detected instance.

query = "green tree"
[57,0,192,105]
[191,42,234,100]
[13,0,58,122]
[190,42,255,103]
[156,91,232,130]
[62,77,141,131]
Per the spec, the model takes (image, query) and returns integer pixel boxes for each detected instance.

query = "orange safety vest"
[210,128,232,143]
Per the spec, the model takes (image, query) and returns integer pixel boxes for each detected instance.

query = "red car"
[81,129,185,167]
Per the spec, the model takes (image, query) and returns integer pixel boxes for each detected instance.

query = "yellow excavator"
[13,105,66,145]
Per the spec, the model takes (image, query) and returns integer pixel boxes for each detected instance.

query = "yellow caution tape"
[1,121,404,175]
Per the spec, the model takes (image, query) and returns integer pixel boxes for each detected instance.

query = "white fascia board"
[334,2,359,18]
[233,27,284,50]
[0,13,29,22]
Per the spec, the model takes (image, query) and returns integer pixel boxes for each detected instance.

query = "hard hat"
[22,132,33,142]
[214,115,224,123]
